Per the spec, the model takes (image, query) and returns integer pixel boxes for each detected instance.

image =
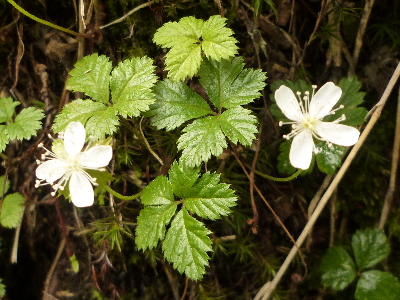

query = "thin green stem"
[251,167,302,182]
[103,184,141,201]
[7,0,89,38]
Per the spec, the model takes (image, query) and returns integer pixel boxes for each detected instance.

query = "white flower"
[275,82,360,170]
[35,122,112,207]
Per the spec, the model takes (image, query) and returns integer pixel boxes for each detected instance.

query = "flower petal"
[315,122,360,146]
[275,85,303,121]
[289,130,314,170]
[79,145,113,168]
[309,82,342,119]
[36,160,67,183]
[69,171,94,207]
[63,122,86,158]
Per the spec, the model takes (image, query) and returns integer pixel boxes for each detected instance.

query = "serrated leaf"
[352,228,390,269]
[168,160,200,198]
[0,125,9,152]
[178,116,226,167]
[153,15,237,81]
[320,246,357,291]
[111,56,157,117]
[0,175,10,198]
[355,271,400,300]
[141,175,174,205]
[201,15,238,61]
[163,209,212,280]
[0,193,25,228]
[67,54,112,104]
[199,57,266,109]
[52,99,107,133]
[85,106,119,139]
[0,97,19,123]
[277,140,297,174]
[0,278,5,297]
[136,204,177,250]
[7,107,44,141]
[315,143,345,175]
[149,79,213,130]
[185,172,237,220]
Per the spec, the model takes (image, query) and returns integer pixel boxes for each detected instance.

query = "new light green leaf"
[355,271,400,300]
[0,97,19,123]
[185,173,237,220]
[320,246,357,291]
[149,79,213,130]
[163,209,212,280]
[52,99,107,133]
[7,107,44,141]
[178,116,227,167]
[352,228,390,269]
[67,54,112,104]
[0,278,5,297]
[111,56,157,117]
[0,193,25,228]
[168,160,200,198]
[199,57,266,109]
[85,107,119,139]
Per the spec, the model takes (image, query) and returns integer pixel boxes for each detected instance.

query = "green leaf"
[0,175,10,198]
[67,54,112,104]
[0,193,25,228]
[0,97,19,123]
[199,57,266,109]
[153,15,237,81]
[7,107,44,141]
[69,254,80,273]
[163,209,212,280]
[355,271,400,300]
[111,56,157,117]
[277,140,297,174]
[149,79,213,130]
[52,99,107,133]
[352,228,390,269]
[178,116,227,167]
[85,169,114,186]
[315,143,345,174]
[0,125,9,152]
[185,172,237,220]
[85,106,119,140]
[141,175,174,206]
[201,15,238,61]
[136,204,177,250]
[168,160,201,198]
[0,278,5,297]
[320,246,357,291]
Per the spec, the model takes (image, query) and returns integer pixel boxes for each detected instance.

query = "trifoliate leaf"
[185,172,237,220]
[199,57,266,109]
[320,246,357,291]
[52,99,107,133]
[0,193,25,228]
[153,15,237,81]
[7,107,44,141]
[0,175,10,198]
[0,278,5,297]
[355,271,400,300]
[149,80,213,130]
[111,56,157,117]
[178,116,227,167]
[85,106,119,139]
[136,205,177,250]
[201,15,238,61]
[141,175,174,206]
[0,97,19,123]
[163,209,212,280]
[315,143,345,175]
[168,160,201,198]
[352,228,390,269]
[67,54,112,104]
[0,125,8,152]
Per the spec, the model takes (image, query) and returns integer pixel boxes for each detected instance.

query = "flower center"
[302,114,317,131]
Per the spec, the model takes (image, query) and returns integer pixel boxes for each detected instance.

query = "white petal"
[79,145,113,168]
[36,160,67,183]
[315,122,360,146]
[289,130,314,170]
[309,82,342,119]
[69,171,94,207]
[64,122,86,158]
[275,85,303,121]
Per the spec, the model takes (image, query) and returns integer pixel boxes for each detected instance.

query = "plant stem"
[250,167,302,182]
[102,184,141,201]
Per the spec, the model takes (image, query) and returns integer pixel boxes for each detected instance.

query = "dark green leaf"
[277,140,297,174]
[168,160,200,198]
[355,271,400,300]
[140,176,174,206]
[315,143,345,174]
